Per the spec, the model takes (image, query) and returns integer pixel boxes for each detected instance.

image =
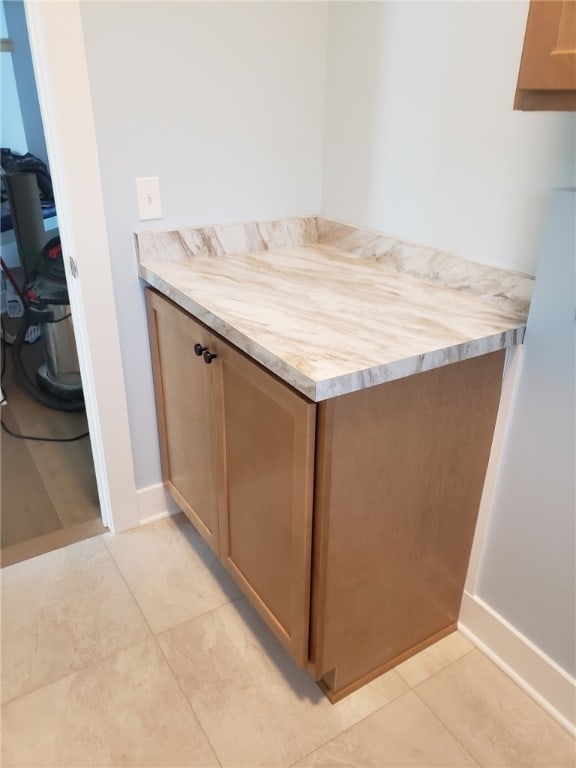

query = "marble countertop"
[136,216,532,401]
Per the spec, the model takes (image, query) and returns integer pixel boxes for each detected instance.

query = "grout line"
[3,632,223,768]
[99,534,242,765]
[2,540,154,707]
[153,594,246,639]
[396,643,477,689]
[409,647,495,767]
[289,643,480,767]
[4,538,219,768]
[102,542,158,638]
[3,633,222,768]
[101,529,244,638]
[154,630,223,768]
[1,636,152,709]
[413,690,482,767]
[288,687,415,768]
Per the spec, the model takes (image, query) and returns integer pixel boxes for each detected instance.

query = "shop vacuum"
[12,236,84,412]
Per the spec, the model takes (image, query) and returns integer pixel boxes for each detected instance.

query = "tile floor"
[1,513,574,768]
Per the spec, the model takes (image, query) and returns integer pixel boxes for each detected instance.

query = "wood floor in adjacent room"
[1,334,106,567]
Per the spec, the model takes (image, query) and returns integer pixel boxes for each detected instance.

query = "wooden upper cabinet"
[515,0,576,110]
[146,290,220,552]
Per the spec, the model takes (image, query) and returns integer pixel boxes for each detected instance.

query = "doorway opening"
[0,0,105,567]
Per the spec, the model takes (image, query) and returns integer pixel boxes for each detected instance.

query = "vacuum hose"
[12,309,85,412]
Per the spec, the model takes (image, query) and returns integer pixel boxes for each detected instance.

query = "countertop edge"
[139,264,319,399]
[139,263,526,402]
[314,328,525,401]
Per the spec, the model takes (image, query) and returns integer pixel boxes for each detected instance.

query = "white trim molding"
[461,342,575,736]
[24,0,138,532]
[136,483,179,526]
[459,592,576,736]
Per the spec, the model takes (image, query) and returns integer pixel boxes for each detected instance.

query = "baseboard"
[459,592,575,736]
[136,482,179,525]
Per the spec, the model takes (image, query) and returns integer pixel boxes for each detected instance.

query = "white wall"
[319,0,575,705]
[321,1,575,275]
[476,189,575,678]
[79,1,328,489]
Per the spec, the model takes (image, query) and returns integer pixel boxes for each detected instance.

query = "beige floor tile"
[1,639,219,767]
[158,597,409,768]
[1,536,150,703]
[294,690,479,767]
[103,513,242,634]
[416,650,576,767]
[395,630,474,687]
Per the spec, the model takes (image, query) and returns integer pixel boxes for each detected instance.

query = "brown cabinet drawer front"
[217,342,316,666]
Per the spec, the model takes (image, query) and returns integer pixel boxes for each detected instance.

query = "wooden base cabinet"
[147,289,316,665]
[146,289,504,700]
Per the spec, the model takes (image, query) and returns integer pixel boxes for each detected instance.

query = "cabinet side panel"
[217,341,316,666]
[145,290,220,551]
[315,351,505,693]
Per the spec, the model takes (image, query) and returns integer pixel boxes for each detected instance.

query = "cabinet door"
[214,340,316,666]
[146,290,220,552]
[515,0,576,110]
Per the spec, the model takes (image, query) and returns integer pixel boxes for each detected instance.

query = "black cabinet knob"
[203,350,218,364]
[194,343,207,356]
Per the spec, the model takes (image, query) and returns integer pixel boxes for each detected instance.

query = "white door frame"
[24,0,138,533]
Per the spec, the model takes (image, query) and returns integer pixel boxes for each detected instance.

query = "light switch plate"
[136,176,162,220]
